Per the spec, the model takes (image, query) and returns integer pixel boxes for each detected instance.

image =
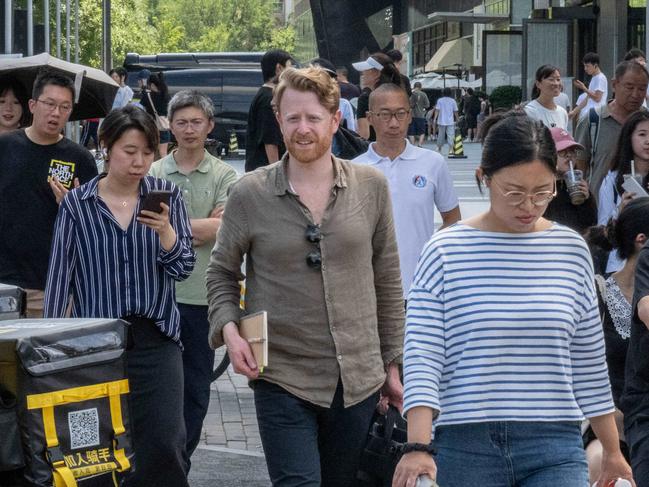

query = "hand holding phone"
[622,175,648,198]
[140,190,172,214]
[137,190,176,251]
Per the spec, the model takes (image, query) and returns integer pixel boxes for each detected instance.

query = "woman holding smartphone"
[43,105,196,487]
[598,111,649,274]
[393,111,633,487]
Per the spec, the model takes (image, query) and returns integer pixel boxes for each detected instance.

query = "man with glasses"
[149,90,238,472]
[354,83,460,300]
[0,70,97,317]
[206,66,404,486]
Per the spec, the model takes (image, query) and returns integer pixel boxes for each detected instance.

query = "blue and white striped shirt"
[43,175,196,345]
[403,223,615,426]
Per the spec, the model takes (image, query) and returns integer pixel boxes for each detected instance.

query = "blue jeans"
[178,303,215,470]
[253,379,379,487]
[433,421,589,487]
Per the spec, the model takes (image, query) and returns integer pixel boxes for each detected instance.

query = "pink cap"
[550,127,584,152]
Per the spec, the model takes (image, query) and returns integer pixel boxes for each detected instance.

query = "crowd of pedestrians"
[2,42,649,487]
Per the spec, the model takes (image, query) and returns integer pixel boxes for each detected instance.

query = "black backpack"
[333,126,370,160]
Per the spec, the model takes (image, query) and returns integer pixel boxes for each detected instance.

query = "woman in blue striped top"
[393,111,634,487]
[44,106,196,487]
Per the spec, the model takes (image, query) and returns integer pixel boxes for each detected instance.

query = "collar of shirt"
[272,152,348,196]
[600,102,613,120]
[162,149,212,175]
[365,139,418,164]
[79,173,156,201]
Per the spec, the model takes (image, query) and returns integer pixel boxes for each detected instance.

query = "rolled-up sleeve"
[158,187,196,281]
[206,182,249,348]
[372,177,405,365]
[44,201,77,318]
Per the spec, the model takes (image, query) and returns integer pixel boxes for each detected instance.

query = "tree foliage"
[49,0,296,68]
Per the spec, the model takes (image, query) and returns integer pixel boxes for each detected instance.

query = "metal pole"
[44,0,49,54]
[4,0,11,54]
[646,1,649,61]
[55,0,60,57]
[73,0,78,63]
[65,0,70,61]
[102,0,112,72]
[27,0,33,55]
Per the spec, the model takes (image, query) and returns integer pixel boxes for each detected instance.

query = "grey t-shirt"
[410,90,430,118]
[574,103,624,201]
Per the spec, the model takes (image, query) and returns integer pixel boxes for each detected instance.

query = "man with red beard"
[0,70,97,317]
[206,66,405,486]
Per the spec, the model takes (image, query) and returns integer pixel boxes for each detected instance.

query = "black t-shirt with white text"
[0,129,98,289]
[621,243,649,419]
[245,86,285,172]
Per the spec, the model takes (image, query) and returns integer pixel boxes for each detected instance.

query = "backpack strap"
[41,405,78,487]
[589,107,601,157]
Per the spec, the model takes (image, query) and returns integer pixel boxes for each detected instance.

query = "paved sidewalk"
[197,348,264,455]
[190,348,270,485]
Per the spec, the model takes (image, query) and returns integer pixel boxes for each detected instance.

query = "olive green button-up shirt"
[206,155,404,407]
[150,149,238,306]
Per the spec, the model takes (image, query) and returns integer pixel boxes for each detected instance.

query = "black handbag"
[357,406,408,487]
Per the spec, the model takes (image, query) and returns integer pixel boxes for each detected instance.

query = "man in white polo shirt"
[353,83,461,298]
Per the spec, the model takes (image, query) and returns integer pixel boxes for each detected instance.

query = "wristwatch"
[399,442,436,455]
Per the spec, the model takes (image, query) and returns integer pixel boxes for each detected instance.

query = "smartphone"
[622,175,649,197]
[140,190,172,214]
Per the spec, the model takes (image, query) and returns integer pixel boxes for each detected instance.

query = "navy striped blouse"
[44,175,196,345]
[403,223,615,425]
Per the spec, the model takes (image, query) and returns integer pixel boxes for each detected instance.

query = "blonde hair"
[273,66,340,115]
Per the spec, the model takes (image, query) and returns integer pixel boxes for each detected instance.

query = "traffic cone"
[448,134,467,159]
[228,130,238,154]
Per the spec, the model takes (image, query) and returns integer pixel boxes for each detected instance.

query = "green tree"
[260,25,296,53]
[55,0,159,68]
[159,0,286,52]
[47,0,295,68]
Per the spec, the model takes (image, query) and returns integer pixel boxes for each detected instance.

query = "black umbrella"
[0,53,119,121]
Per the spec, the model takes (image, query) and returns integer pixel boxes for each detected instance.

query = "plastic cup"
[563,169,587,205]
[416,475,439,487]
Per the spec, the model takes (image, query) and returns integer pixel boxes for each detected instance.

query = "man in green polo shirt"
[149,90,238,471]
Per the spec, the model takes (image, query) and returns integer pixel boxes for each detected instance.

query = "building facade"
[290,0,648,96]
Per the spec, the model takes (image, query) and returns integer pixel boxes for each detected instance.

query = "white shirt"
[598,170,625,273]
[434,97,458,126]
[524,99,569,130]
[554,92,571,112]
[585,72,608,112]
[576,93,589,121]
[353,140,459,297]
[112,85,134,110]
[339,98,357,132]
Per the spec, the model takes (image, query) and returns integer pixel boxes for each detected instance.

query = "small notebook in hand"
[239,311,268,372]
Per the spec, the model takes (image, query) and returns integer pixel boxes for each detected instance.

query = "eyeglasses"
[489,177,556,207]
[305,223,322,270]
[369,109,410,122]
[172,119,208,130]
[557,149,577,159]
[36,99,73,113]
